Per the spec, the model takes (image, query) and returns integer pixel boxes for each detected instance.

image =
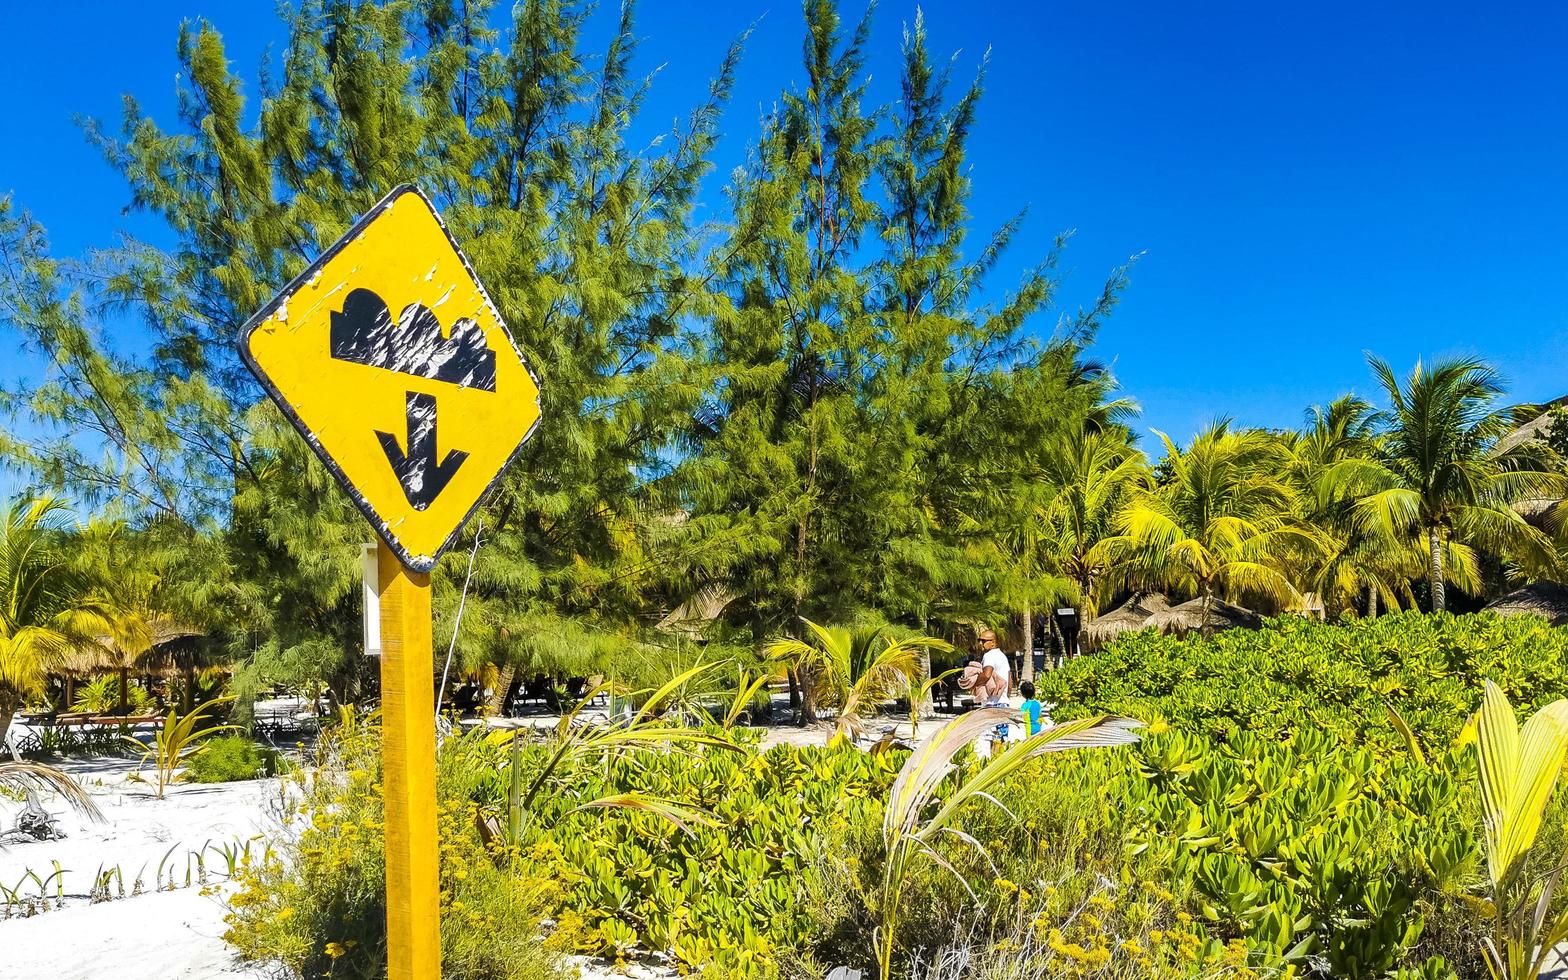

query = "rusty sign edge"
[236,183,542,572]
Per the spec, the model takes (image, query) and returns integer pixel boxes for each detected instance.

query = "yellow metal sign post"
[239,185,541,980]
[377,548,439,980]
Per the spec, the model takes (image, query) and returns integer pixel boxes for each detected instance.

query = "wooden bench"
[47,714,161,728]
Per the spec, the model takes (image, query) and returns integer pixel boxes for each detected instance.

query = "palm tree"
[765,618,951,743]
[986,431,1146,682]
[0,497,119,747]
[1290,395,1424,617]
[1117,422,1320,628]
[1038,431,1150,620]
[1293,396,1380,472]
[69,518,165,714]
[1350,356,1564,612]
[988,506,1074,687]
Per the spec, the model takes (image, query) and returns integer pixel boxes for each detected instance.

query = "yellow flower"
[325,943,347,959]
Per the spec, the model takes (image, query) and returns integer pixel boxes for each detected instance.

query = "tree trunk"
[486,663,515,717]
[1021,604,1035,684]
[916,642,934,721]
[795,667,816,726]
[64,676,75,712]
[1366,584,1379,619]
[1200,586,1214,639]
[1428,526,1446,613]
[0,707,13,756]
[118,666,129,714]
[183,664,195,714]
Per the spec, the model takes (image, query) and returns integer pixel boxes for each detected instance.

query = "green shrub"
[184,734,288,783]
[1039,611,1568,746]
[71,676,156,714]
[20,724,128,759]
[796,745,1248,979]
[1122,729,1480,977]
[506,729,900,975]
[1023,612,1568,978]
[224,715,569,980]
[229,614,1568,979]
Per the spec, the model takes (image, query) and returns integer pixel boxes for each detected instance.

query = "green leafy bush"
[224,715,569,980]
[1022,611,1568,978]
[1121,729,1481,977]
[509,731,900,975]
[798,739,1251,979]
[1038,611,1568,745]
[228,615,1568,979]
[184,734,288,783]
[71,676,156,714]
[795,734,1476,979]
[19,724,127,759]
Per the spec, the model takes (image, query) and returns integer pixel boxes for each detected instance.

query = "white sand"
[0,887,267,979]
[0,756,282,980]
[0,756,287,896]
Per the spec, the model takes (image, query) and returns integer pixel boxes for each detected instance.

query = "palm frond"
[0,761,103,822]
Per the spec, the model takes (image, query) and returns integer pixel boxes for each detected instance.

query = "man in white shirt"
[969,628,1017,757]
[975,629,1010,706]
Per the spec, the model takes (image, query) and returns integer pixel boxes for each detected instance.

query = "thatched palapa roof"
[1082,592,1170,650]
[57,620,205,678]
[1487,400,1568,524]
[1485,582,1568,626]
[1149,597,1261,636]
[1494,396,1568,455]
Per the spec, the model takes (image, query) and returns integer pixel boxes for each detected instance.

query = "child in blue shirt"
[1019,680,1043,737]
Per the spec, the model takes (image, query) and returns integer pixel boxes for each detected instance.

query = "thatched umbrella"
[1082,593,1170,651]
[129,623,206,672]
[1149,597,1261,637]
[58,620,205,712]
[1485,582,1568,626]
[136,628,217,713]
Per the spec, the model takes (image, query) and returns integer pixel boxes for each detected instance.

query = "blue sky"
[3,1,1568,449]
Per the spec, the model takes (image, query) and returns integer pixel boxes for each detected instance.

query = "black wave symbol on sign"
[329,287,497,391]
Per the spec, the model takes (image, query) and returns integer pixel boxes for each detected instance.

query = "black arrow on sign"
[376,391,468,510]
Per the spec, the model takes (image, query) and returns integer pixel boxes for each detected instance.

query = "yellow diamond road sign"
[239,185,540,572]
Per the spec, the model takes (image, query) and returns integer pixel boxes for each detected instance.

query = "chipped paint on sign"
[238,185,541,571]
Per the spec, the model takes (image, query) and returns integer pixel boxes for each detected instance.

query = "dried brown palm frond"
[0,761,103,822]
